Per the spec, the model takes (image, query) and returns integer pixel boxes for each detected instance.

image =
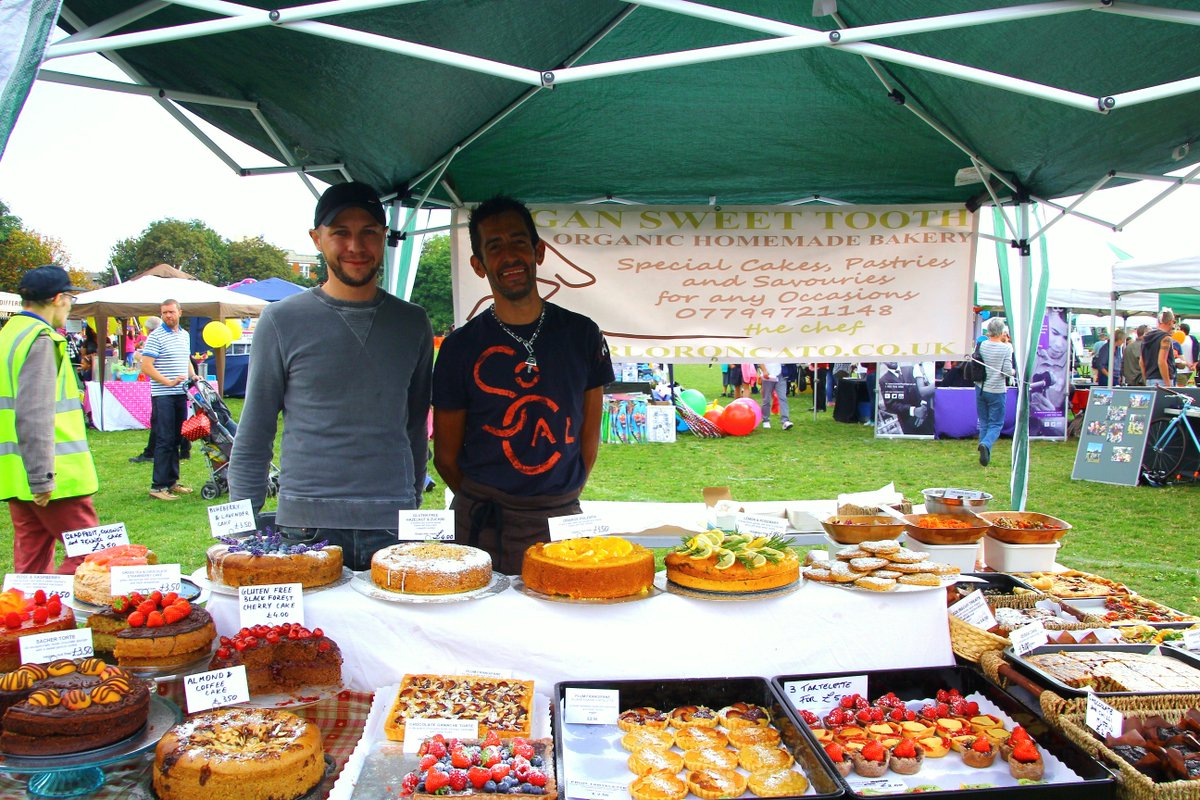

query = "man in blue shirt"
[141,299,196,500]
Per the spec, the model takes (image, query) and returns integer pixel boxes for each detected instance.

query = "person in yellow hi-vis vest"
[0,266,99,574]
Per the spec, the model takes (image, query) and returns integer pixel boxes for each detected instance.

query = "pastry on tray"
[684,767,747,800]
[727,725,780,747]
[669,704,719,728]
[962,736,998,768]
[622,727,675,752]
[629,770,687,800]
[618,706,670,731]
[746,767,810,797]
[850,740,890,777]
[825,742,852,777]
[674,726,727,751]
[684,747,740,771]
[889,737,925,775]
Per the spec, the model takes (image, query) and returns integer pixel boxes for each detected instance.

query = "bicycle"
[1141,386,1200,484]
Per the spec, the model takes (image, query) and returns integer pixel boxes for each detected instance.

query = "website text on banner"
[451,205,978,363]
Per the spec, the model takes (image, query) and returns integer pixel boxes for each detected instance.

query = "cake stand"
[0,695,180,797]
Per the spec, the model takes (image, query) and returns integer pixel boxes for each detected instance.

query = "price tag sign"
[736,514,787,537]
[548,514,610,541]
[781,675,868,710]
[848,777,909,794]
[564,688,619,725]
[185,667,250,713]
[110,564,182,597]
[458,667,513,680]
[61,523,129,557]
[949,590,997,630]
[207,499,257,538]
[19,628,93,664]
[402,718,479,753]
[1183,629,1200,652]
[566,779,627,800]
[397,510,455,542]
[1085,689,1123,739]
[1009,621,1048,656]
[238,584,303,628]
[2,573,73,602]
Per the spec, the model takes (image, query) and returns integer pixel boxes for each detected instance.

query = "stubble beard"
[329,258,382,288]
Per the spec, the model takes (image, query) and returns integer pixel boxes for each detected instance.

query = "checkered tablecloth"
[0,690,374,798]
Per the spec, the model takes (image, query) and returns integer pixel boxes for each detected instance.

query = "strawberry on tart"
[0,589,75,671]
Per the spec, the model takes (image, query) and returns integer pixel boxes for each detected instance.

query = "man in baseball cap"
[312,181,387,229]
[0,265,99,573]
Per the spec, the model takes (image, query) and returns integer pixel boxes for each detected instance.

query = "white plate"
[510,576,662,604]
[661,572,803,602]
[349,571,510,604]
[122,640,219,679]
[806,575,956,593]
[190,566,354,596]
[241,682,345,710]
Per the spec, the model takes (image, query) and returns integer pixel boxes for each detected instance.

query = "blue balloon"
[677,416,689,432]
[980,310,991,319]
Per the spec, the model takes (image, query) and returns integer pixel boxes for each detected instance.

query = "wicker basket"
[948,592,1100,663]
[1040,691,1200,800]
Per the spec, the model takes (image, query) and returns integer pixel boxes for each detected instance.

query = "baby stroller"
[182,378,280,501]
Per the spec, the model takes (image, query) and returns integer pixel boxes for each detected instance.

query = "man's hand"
[172,376,186,387]
[32,492,51,507]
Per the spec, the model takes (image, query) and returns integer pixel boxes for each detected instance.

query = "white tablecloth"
[207,576,953,693]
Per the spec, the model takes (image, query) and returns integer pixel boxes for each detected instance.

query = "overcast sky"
[1,39,1196,280]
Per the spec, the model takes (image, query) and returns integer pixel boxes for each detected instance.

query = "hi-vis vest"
[0,314,98,501]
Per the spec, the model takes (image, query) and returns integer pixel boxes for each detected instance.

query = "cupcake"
[824,742,852,778]
[889,737,925,775]
[850,740,889,778]
[962,736,997,768]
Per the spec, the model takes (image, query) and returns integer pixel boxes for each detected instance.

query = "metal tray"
[554,676,844,800]
[1060,596,1200,629]
[770,665,1114,799]
[1004,643,1200,697]
[952,572,1038,598]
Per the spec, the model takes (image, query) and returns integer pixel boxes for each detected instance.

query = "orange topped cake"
[665,531,799,593]
[522,536,655,599]
[72,544,157,606]
[0,590,75,672]
[371,542,492,595]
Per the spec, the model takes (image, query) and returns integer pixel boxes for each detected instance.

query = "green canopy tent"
[3,0,1200,507]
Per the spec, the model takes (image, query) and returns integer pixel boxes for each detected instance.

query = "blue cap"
[17,266,87,302]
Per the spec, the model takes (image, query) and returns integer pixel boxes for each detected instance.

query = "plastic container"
[984,536,1061,572]
[904,536,981,573]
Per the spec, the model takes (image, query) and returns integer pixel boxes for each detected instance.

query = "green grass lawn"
[2,364,1195,614]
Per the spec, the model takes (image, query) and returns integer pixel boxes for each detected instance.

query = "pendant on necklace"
[525,355,537,373]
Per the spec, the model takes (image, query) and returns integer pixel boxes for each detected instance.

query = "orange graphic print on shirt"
[474,345,576,475]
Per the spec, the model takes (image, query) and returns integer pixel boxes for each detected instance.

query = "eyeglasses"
[61,293,78,305]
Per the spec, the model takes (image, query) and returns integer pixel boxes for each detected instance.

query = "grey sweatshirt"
[228,288,433,529]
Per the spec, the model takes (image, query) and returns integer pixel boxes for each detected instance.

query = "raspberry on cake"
[400,733,557,799]
[209,623,342,694]
[72,544,157,606]
[206,528,343,588]
[0,589,75,671]
[371,543,492,595]
[521,537,654,599]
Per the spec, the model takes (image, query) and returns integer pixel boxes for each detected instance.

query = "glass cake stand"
[0,695,180,797]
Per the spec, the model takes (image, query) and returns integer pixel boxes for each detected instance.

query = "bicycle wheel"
[1142,418,1186,482]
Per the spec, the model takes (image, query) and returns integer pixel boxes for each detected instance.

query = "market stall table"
[933,386,1017,439]
[833,376,869,423]
[83,378,219,431]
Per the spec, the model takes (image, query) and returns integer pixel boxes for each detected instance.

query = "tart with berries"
[849,739,890,777]
[1007,736,1044,780]
[88,591,215,667]
[207,528,343,589]
[399,731,557,800]
[209,623,341,694]
[0,589,74,671]
[889,737,925,775]
[0,657,150,755]
[824,741,852,777]
[962,736,998,768]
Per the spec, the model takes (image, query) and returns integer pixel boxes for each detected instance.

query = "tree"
[0,228,78,293]
[409,234,453,334]
[0,200,21,248]
[228,236,292,281]
[107,236,139,284]
[131,219,230,284]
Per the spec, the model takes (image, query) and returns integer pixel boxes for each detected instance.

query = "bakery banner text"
[450,205,978,363]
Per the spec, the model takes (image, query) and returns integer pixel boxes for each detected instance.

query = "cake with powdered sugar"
[371,542,492,594]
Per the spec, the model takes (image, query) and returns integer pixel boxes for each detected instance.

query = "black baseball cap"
[313,181,387,228]
[17,265,87,302]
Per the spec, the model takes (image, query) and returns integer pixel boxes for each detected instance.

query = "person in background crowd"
[124,321,138,366]
[1141,309,1177,388]
[1092,329,1126,387]
[230,181,433,570]
[65,327,82,378]
[1122,325,1147,386]
[1177,322,1198,387]
[432,196,613,574]
[141,299,196,500]
[128,316,188,464]
[810,363,829,411]
[0,266,98,573]
[975,317,1013,467]
[78,326,97,382]
[756,362,792,430]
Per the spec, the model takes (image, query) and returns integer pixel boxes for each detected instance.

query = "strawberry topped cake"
[0,590,75,671]
[86,591,215,668]
[72,544,157,606]
[209,623,342,694]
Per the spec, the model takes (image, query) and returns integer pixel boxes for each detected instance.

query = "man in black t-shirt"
[432,196,614,573]
[1141,309,1177,387]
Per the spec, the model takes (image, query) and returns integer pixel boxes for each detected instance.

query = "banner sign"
[452,205,977,363]
[1029,307,1069,439]
[874,362,937,438]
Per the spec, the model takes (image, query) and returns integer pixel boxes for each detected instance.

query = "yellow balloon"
[225,319,243,342]
[203,320,232,348]
[1172,330,1186,343]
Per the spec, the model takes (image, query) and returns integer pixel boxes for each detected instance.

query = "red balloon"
[703,409,723,425]
[718,403,757,436]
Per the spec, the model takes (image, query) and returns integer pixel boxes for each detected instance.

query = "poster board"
[1070,387,1155,486]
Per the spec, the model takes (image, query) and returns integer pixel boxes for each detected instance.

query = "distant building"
[285,250,319,280]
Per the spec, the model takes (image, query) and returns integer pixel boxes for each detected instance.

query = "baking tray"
[1005,643,1200,697]
[770,665,1114,799]
[1060,596,1200,629]
[554,676,844,800]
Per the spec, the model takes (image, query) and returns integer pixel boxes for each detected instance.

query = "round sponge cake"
[371,543,492,595]
[522,537,655,599]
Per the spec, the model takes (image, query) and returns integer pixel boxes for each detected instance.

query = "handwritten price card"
[185,667,250,713]
[238,584,303,627]
[19,628,94,664]
[62,523,129,557]
[737,514,787,537]
[548,514,611,541]
[782,675,868,709]
[110,564,182,597]
[1009,621,1047,656]
[949,590,997,630]
[397,510,455,541]
[1085,690,1123,739]
[207,499,256,538]
[3,573,73,602]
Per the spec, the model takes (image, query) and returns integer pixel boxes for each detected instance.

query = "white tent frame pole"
[248,107,321,197]
[1107,292,1118,389]
[1114,161,1200,230]
[37,69,258,109]
[57,0,167,45]
[1029,173,1111,240]
[1098,4,1200,25]
[1113,171,1200,184]
[241,163,344,177]
[1029,194,1122,229]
